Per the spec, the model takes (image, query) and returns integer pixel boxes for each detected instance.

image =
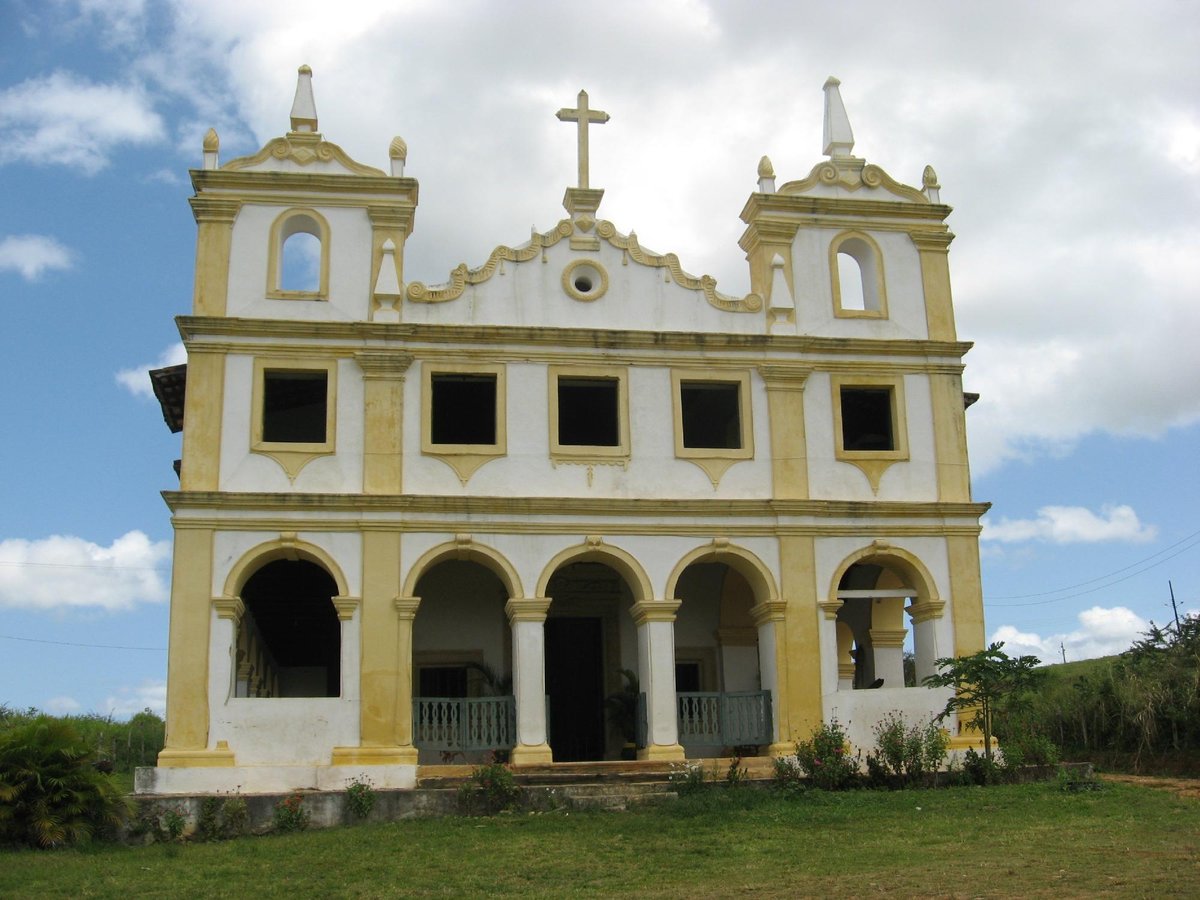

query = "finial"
[922,164,941,203]
[389,136,407,176]
[822,76,854,159]
[757,155,776,193]
[290,64,318,133]
[202,128,219,170]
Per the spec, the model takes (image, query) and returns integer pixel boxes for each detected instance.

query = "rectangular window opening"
[840,387,894,451]
[675,661,703,693]
[557,376,619,447]
[262,370,328,443]
[680,381,742,450]
[430,373,497,445]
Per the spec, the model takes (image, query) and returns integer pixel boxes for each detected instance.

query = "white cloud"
[983,504,1158,545]
[990,606,1149,665]
[0,70,164,173]
[45,695,82,715]
[116,342,186,399]
[0,531,171,612]
[0,234,73,281]
[104,680,166,719]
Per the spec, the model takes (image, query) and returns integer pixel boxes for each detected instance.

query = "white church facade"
[139,68,988,794]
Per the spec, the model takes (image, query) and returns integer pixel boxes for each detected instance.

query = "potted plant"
[605,668,640,759]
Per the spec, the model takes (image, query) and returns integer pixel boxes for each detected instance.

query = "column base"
[767,741,797,757]
[509,743,554,766]
[331,745,418,766]
[948,734,995,752]
[157,741,236,768]
[637,743,686,762]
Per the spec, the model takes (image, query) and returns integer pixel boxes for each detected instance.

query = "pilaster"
[356,352,413,494]
[758,365,811,499]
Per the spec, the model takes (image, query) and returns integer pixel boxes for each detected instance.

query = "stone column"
[630,600,685,761]
[869,628,907,687]
[506,597,554,765]
[749,599,787,751]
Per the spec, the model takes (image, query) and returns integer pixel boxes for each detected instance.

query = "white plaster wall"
[209,698,359,765]
[211,530,362,598]
[791,228,929,340]
[402,359,774,500]
[225,203,373,321]
[804,371,939,502]
[401,237,764,335]
[823,685,955,756]
[219,355,364,494]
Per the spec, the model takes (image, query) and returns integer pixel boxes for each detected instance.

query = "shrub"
[772,756,806,794]
[962,747,1001,786]
[0,717,131,848]
[794,720,860,791]
[272,792,311,833]
[220,794,249,838]
[1002,733,1060,770]
[667,760,708,796]
[725,756,748,788]
[346,775,377,820]
[869,712,949,785]
[459,761,521,814]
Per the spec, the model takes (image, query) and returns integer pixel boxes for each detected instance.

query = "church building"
[139,67,988,794]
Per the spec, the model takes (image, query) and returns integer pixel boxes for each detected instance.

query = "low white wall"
[822,685,955,756]
[210,698,359,765]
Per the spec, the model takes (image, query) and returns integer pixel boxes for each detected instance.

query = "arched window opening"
[835,561,928,690]
[238,559,340,698]
[837,251,866,311]
[832,234,884,315]
[281,231,321,292]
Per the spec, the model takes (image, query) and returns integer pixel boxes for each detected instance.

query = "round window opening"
[562,260,608,302]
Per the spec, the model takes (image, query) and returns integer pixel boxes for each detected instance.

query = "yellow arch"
[536,539,653,603]
[402,539,523,600]
[664,542,779,604]
[825,542,940,608]
[221,536,350,599]
[266,207,331,299]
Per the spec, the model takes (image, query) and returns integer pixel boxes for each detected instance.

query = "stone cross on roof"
[556,89,609,190]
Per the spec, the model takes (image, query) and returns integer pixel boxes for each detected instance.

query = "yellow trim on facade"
[161,528,215,757]
[911,230,958,342]
[777,535,820,745]
[356,351,413,494]
[265,208,331,301]
[547,363,631,466]
[250,356,338,479]
[669,369,754,488]
[830,373,910,494]
[179,349,225,492]
[665,541,779,606]
[402,536,524,600]
[829,230,888,319]
[758,364,811,499]
[536,538,654,603]
[420,360,508,484]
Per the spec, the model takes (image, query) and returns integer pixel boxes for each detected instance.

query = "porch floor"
[417,755,778,788]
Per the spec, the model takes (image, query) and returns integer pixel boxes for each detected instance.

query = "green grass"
[3,782,1198,897]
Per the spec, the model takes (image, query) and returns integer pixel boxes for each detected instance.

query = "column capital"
[332,595,359,621]
[818,598,844,620]
[749,599,788,626]
[907,598,945,623]
[394,595,421,620]
[505,597,551,623]
[869,628,908,649]
[212,596,245,622]
[757,364,811,391]
[630,598,681,626]
[355,351,413,380]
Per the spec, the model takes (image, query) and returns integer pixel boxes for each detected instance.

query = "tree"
[923,642,1043,763]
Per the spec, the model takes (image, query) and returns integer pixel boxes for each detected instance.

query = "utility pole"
[1169,580,1182,634]
[1059,642,1067,664]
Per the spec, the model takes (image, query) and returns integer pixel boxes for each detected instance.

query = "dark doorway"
[545,617,605,761]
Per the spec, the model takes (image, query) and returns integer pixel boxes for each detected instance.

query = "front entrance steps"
[418,756,778,811]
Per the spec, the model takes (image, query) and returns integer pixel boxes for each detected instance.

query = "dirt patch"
[1100,774,1200,800]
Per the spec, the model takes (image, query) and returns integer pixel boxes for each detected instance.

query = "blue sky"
[2,1,1197,719]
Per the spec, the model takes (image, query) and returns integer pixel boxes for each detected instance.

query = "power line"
[0,634,166,652]
[985,528,1200,603]
[0,560,169,572]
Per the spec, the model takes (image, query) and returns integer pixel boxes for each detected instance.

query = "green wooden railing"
[413,696,516,751]
[677,691,773,747]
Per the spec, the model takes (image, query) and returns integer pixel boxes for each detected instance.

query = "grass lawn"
[3,782,1198,897]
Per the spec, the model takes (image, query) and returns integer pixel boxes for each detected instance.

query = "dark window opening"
[680,381,741,449]
[557,376,619,447]
[263,370,327,443]
[418,666,469,698]
[675,662,703,693]
[840,387,894,451]
[430,373,497,445]
[241,559,340,697]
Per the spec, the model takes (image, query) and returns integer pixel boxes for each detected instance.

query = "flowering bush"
[459,761,520,814]
[345,774,377,820]
[272,791,311,833]
[794,719,860,790]
[668,760,707,795]
[869,712,949,784]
